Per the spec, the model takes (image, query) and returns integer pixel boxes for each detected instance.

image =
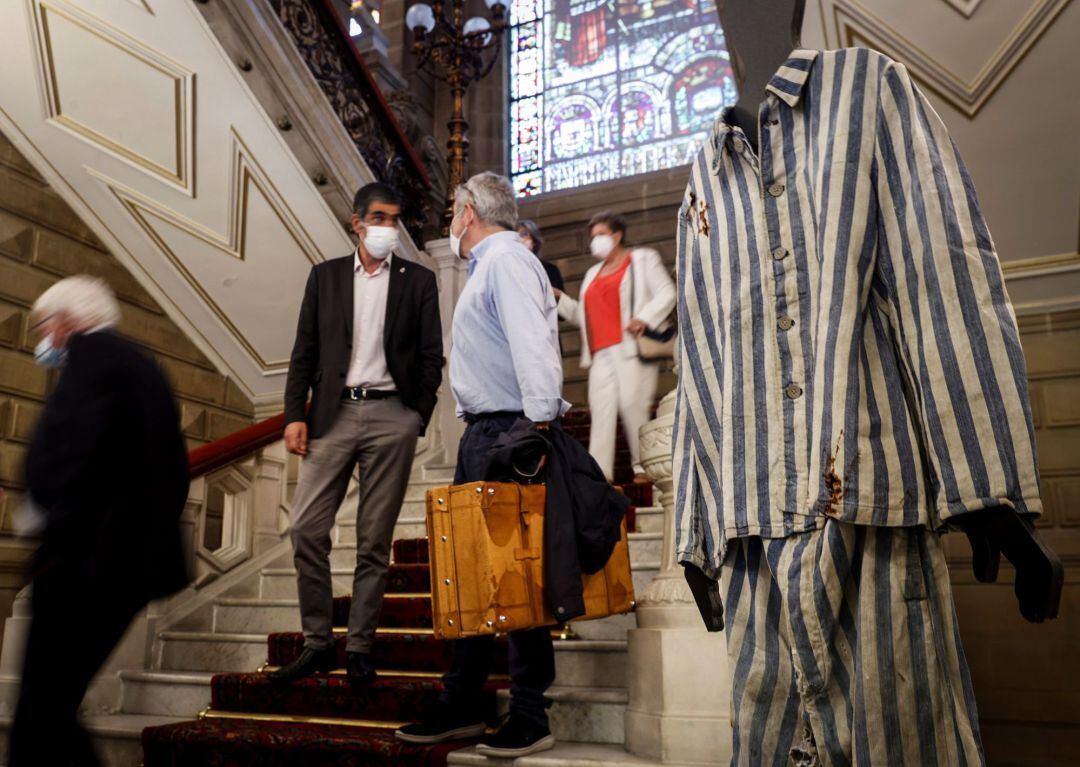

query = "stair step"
[422,464,457,483]
[212,594,432,635]
[564,611,639,642]
[332,531,660,570]
[333,513,428,545]
[627,532,663,565]
[159,631,269,673]
[495,685,628,745]
[632,506,664,534]
[258,640,624,689]
[551,640,628,689]
[200,709,405,729]
[119,670,213,717]
[267,631,510,673]
[448,741,668,766]
[208,672,505,722]
[260,562,431,599]
[0,712,188,767]
[141,717,468,766]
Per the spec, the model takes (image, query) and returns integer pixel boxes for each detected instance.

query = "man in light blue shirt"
[449,185,568,424]
[396,172,566,758]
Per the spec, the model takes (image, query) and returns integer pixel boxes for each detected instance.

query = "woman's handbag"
[629,258,677,360]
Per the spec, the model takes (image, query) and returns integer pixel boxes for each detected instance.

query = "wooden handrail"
[188,413,287,479]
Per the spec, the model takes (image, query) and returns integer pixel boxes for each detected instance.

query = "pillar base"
[624,625,731,765]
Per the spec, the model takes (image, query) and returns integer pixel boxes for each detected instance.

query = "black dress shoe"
[266,646,336,683]
[345,651,377,693]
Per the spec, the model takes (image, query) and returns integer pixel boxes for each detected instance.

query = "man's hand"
[284,421,309,456]
[626,319,648,337]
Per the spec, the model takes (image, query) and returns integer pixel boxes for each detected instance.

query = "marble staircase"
[82,463,661,765]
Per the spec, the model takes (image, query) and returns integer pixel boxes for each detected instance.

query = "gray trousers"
[290,397,421,654]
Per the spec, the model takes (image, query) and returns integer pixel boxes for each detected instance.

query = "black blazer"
[284,254,443,439]
[25,331,190,604]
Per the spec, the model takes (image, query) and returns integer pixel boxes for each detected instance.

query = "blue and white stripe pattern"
[673,49,1041,578]
[721,521,984,766]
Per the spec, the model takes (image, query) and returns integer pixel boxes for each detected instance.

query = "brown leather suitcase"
[426,481,635,639]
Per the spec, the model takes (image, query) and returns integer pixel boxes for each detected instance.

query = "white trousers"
[587,345,658,481]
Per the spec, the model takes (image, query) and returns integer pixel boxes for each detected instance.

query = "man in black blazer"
[12,276,189,767]
[272,182,443,691]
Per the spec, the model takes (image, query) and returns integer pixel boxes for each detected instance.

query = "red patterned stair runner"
[141,538,508,767]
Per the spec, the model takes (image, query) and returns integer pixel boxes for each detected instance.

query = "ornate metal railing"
[269,0,432,240]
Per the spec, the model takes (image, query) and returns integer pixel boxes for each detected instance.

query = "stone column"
[624,390,732,764]
[427,237,468,463]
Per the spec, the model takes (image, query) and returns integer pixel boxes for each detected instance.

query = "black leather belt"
[463,410,524,424]
[342,387,398,401]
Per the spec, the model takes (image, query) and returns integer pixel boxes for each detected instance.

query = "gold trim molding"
[29,0,193,192]
[1001,252,1080,281]
[828,0,1072,117]
[93,129,323,373]
[941,0,984,19]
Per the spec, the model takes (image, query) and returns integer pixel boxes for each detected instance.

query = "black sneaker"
[394,702,487,744]
[266,646,336,683]
[474,713,555,758]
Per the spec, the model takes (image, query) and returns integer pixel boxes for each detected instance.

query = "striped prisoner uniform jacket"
[672,48,1041,766]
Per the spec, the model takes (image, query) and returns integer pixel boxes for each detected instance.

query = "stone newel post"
[624,389,732,764]
[426,237,468,462]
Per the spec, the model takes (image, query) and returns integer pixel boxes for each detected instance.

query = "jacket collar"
[709,50,819,171]
[764,49,819,108]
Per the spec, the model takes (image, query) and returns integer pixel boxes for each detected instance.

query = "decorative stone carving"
[386,90,449,216]
[636,391,696,620]
[195,463,255,573]
[269,0,431,238]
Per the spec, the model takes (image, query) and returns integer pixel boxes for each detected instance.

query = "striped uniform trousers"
[722,521,983,767]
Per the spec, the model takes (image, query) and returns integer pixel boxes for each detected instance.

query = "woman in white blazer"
[555,211,676,482]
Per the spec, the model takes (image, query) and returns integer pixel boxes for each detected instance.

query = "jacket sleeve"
[416,270,444,425]
[556,290,582,326]
[26,352,115,543]
[873,61,1041,523]
[671,183,715,577]
[284,267,319,425]
[631,249,676,329]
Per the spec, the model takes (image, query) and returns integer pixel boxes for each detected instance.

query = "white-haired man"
[395,172,568,758]
[12,276,189,767]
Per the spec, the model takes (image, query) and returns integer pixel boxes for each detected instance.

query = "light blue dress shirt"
[450,230,570,422]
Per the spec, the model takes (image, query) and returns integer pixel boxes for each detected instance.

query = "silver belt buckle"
[349,387,359,401]
[360,387,368,399]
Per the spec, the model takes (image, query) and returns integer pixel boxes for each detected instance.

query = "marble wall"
[0,130,254,654]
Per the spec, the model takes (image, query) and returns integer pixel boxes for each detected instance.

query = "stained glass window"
[508,0,735,197]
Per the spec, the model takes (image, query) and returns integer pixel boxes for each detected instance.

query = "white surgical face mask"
[590,234,616,259]
[449,215,469,259]
[34,334,67,369]
[361,225,398,260]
